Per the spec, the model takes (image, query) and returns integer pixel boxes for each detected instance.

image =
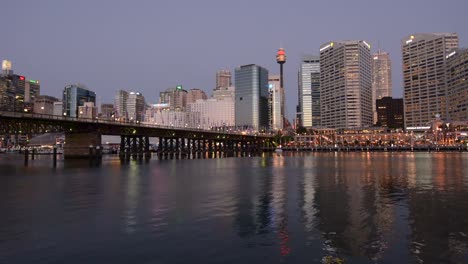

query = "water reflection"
[0,153,468,263]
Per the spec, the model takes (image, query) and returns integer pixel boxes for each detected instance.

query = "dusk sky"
[3,0,467,120]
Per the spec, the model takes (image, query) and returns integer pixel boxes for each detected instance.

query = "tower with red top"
[276,48,287,129]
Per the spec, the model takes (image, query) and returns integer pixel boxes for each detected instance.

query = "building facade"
[159,86,187,110]
[186,88,207,104]
[320,40,373,129]
[298,55,320,128]
[62,84,96,118]
[402,33,459,128]
[187,97,235,130]
[372,51,392,124]
[268,75,283,131]
[33,95,59,115]
[114,90,129,120]
[78,102,98,120]
[234,64,269,130]
[376,97,404,129]
[127,92,146,122]
[216,70,232,90]
[100,103,115,120]
[446,48,468,121]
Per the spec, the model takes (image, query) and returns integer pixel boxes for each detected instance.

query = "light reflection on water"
[0,152,467,263]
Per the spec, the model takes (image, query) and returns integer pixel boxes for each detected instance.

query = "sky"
[2,0,467,120]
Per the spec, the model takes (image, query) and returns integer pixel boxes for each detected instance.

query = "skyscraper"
[298,55,320,128]
[114,90,129,120]
[402,33,458,128]
[320,40,373,129]
[372,51,392,124]
[268,75,283,130]
[446,48,468,121]
[216,70,231,90]
[234,64,269,130]
[62,84,96,118]
[127,92,146,122]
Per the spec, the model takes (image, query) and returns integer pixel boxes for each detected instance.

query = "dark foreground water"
[1,152,468,264]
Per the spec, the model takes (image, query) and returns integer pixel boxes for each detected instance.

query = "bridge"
[0,111,274,159]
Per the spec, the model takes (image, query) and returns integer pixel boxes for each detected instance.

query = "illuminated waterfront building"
[298,55,320,128]
[372,51,392,124]
[320,40,373,129]
[234,64,269,130]
[446,48,468,121]
[402,33,458,128]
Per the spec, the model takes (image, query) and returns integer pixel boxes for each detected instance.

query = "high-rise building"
[268,75,283,130]
[186,88,207,104]
[376,97,404,129]
[33,95,59,115]
[372,51,392,124]
[216,70,231,90]
[298,55,320,128]
[320,40,373,129]
[235,64,269,130]
[127,92,146,122]
[446,48,468,121]
[1,60,13,76]
[53,101,63,116]
[159,86,187,110]
[402,33,458,128]
[114,90,129,120]
[62,84,96,118]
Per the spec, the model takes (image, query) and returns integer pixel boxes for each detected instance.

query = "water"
[1,152,468,264]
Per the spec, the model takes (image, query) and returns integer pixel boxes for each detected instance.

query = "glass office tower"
[235,64,269,130]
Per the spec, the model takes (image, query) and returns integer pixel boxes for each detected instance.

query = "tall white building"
[268,75,283,131]
[320,40,372,129]
[372,50,392,124]
[298,55,320,128]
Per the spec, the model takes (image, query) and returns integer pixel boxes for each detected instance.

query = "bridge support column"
[64,132,101,159]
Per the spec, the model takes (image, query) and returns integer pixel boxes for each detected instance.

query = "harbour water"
[0,152,467,263]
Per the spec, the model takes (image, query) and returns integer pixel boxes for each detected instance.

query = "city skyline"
[2,0,467,121]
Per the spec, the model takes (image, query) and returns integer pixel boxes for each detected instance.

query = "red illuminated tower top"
[276,48,286,64]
